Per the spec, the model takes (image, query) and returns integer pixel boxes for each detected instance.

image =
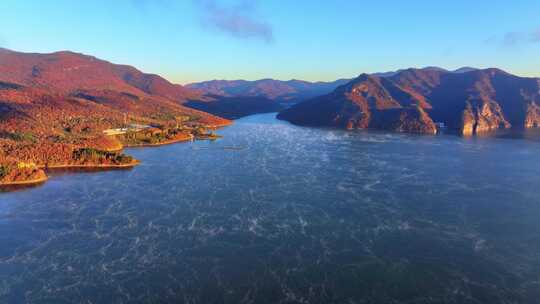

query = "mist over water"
[1,113,540,303]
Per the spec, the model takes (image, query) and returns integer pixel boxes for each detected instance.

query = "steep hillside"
[0,48,200,101]
[0,48,230,187]
[278,68,540,135]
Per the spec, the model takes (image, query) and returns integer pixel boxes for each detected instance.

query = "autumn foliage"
[0,48,231,185]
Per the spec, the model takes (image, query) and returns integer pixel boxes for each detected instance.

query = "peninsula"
[0,48,230,188]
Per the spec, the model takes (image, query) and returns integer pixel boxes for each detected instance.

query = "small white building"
[103,124,151,136]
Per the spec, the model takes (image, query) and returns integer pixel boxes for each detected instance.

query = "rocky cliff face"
[461,99,511,136]
[279,68,540,135]
[370,107,437,134]
[524,102,540,128]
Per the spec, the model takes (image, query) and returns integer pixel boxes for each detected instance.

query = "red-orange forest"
[0,48,231,186]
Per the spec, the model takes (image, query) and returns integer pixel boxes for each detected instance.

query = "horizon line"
[2,47,538,86]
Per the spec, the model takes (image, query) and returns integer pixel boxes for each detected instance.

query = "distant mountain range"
[371,66,479,78]
[188,67,481,102]
[186,67,484,119]
[187,78,351,103]
[185,78,351,118]
[278,68,540,135]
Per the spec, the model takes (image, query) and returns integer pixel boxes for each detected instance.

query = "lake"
[1,113,540,303]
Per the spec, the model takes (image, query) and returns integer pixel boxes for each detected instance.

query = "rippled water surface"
[1,113,540,303]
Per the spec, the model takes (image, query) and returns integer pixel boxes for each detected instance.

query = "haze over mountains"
[187,78,351,103]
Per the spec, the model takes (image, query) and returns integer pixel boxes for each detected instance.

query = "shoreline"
[0,175,49,187]
[42,160,141,170]
[1,162,139,189]
[122,136,194,148]
[0,123,231,192]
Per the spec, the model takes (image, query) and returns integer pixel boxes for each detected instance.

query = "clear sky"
[1,0,539,84]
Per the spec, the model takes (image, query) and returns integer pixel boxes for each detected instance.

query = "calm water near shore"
[1,113,540,303]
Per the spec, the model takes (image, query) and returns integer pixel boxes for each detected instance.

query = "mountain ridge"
[187,66,486,103]
[278,68,540,135]
[187,78,351,103]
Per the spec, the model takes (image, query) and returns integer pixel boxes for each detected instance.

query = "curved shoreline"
[0,175,49,187]
[123,136,194,148]
[0,161,140,189]
[0,122,232,192]
[42,161,140,170]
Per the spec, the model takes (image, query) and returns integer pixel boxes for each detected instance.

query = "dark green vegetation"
[192,127,222,140]
[0,131,36,143]
[72,148,134,164]
[120,130,168,145]
[0,164,9,178]
[118,127,192,146]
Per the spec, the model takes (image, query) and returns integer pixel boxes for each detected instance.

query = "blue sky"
[1,0,539,84]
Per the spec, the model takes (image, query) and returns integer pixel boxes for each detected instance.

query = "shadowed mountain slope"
[278,68,540,135]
